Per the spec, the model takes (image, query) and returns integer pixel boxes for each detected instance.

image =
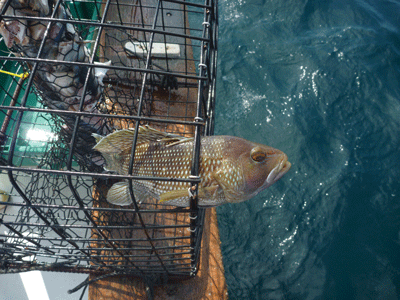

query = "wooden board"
[88,0,227,298]
[88,208,227,300]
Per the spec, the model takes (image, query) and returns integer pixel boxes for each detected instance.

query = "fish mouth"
[266,155,291,185]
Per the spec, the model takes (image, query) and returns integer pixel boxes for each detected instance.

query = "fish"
[93,126,291,207]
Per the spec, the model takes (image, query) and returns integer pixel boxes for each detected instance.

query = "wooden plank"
[88,0,227,298]
[99,0,198,133]
[88,208,228,300]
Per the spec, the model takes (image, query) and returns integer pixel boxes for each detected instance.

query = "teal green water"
[215,0,400,298]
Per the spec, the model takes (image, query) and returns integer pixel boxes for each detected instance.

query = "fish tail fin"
[107,181,137,206]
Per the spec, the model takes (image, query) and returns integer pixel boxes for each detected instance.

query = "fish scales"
[93,126,291,207]
[131,137,244,206]
[132,141,193,198]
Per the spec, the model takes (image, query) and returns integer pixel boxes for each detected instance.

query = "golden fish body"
[93,126,291,207]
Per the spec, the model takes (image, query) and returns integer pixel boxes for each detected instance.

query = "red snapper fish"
[93,126,291,207]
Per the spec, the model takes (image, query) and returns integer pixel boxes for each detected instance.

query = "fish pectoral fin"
[159,189,188,203]
[159,185,219,204]
[107,181,135,206]
[214,167,232,191]
[198,184,219,198]
[213,167,242,203]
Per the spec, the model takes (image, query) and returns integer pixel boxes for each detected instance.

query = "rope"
[0,69,29,79]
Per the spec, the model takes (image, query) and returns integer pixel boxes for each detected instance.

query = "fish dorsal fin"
[137,125,193,146]
[93,129,137,154]
[93,125,192,154]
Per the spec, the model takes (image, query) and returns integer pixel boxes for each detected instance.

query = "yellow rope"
[0,69,29,79]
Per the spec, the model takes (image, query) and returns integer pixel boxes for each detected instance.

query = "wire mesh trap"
[0,0,218,283]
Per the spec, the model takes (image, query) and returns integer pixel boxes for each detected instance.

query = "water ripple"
[216,0,400,298]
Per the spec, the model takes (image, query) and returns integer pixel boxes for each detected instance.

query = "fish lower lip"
[266,158,291,184]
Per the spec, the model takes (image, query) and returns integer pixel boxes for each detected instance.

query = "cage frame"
[0,0,218,282]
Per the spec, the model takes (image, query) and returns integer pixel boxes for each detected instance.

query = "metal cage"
[0,0,218,283]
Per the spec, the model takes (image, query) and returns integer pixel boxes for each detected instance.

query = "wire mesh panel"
[0,0,218,281]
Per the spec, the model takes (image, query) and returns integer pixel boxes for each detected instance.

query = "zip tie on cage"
[190,266,198,277]
[0,69,29,79]
[188,186,198,199]
[194,117,204,122]
[189,176,200,185]
[198,63,207,69]
[202,21,210,27]
[188,176,200,197]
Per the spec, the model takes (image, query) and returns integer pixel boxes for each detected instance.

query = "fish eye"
[251,147,266,163]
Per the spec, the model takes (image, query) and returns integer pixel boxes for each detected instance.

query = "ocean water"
[214,0,400,299]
